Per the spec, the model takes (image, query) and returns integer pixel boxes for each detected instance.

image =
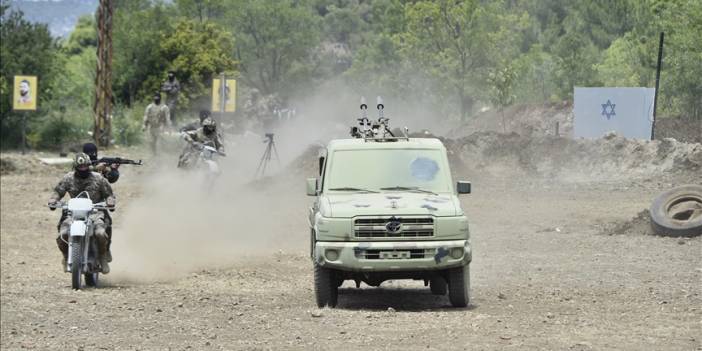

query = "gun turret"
[350,96,395,139]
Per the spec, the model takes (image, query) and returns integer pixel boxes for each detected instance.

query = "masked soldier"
[180,110,211,133]
[161,71,180,121]
[48,153,115,273]
[82,142,120,184]
[177,117,225,168]
[142,92,171,154]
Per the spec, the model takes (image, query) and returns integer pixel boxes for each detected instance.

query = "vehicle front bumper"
[315,240,471,272]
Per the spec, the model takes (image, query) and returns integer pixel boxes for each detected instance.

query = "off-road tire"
[650,185,702,237]
[448,265,470,307]
[71,239,83,290]
[314,262,338,308]
[430,276,447,295]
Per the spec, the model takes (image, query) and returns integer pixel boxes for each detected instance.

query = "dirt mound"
[448,131,702,182]
[0,153,64,175]
[655,117,702,144]
[288,144,325,176]
[447,102,573,138]
[605,210,655,236]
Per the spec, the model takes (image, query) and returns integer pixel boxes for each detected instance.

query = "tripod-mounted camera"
[255,133,280,178]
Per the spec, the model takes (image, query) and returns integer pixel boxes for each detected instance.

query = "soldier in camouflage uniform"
[142,92,171,154]
[177,117,225,168]
[161,71,181,122]
[48,153,115,273]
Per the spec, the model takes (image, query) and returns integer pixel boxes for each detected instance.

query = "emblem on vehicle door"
[386,217,402,233]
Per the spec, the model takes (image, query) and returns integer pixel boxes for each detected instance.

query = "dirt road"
[1,151,700,350]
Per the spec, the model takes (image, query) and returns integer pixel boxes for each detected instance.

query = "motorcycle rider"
[177,117,225,168]
[81,142,118,261]
[180,110,211,133]
[48,153,115,273]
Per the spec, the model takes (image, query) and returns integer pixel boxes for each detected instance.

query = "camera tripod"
[255,133,280,178]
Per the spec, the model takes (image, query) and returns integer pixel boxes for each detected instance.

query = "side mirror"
[306,178,318,196]
[457,181,471,194]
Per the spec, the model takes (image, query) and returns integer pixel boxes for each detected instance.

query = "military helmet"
[201,117,216,127]
[73,152,92,169]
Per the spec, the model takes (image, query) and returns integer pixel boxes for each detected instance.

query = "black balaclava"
[154,94,161,104]
[168,71,175,81]
[82,143,98,162]
[199,110,211,123]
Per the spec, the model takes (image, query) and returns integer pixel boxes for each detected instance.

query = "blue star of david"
[601,99,616,120]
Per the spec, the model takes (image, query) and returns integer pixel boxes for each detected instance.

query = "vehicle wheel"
[314,262,338,308]
[448,265,470,307]
[85,273,99,287]
[650,185,702,237]
[71,239,83,290]
[430,276,447,295]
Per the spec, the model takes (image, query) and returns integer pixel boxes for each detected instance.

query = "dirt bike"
[49,191,111,290]
[178,140,226,190]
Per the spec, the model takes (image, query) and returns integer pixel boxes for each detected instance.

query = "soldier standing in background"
[142,92,171,154]
[161,70,180,122]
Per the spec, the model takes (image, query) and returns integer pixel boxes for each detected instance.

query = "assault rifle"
[93,157,143,166]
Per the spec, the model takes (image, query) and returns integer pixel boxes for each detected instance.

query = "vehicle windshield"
[324,149,451,193]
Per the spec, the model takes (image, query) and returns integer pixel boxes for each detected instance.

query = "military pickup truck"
[307,135,472,308]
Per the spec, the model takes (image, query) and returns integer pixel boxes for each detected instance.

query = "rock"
[310,310,323,318]
[156,308,162,312]
[387,307,396,313]
[68,300,77,304]
[177,303,184,308]
[497,293,507,300]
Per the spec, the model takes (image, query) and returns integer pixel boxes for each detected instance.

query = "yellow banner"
[211,78,236,112]
[13,75,37,111]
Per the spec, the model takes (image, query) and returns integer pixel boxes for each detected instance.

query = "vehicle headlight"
[450,247,464,259]
[325,249,339,261]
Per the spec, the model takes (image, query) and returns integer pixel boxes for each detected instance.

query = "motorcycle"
[178,140,226,190]
[49,191,111,289]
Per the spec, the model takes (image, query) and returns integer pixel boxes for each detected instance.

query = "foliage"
[222,0,322,96]
[159,19,238,107]
[3,0,701,150]
[0,5,60,148]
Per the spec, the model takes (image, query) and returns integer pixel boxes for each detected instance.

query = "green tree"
[397,0,528,119]
[112,0,175,105]
[0,5,59,148]
[488,64,517,133]
[159,19,238,106]
[223,0,322,96]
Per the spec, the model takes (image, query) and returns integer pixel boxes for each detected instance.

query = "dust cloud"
[108,81,481,282]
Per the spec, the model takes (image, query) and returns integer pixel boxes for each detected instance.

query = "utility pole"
[651,32,664,141]
[93,0,114,147]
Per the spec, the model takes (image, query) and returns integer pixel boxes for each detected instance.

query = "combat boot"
[100,257,110,274]
[61,257,67,272]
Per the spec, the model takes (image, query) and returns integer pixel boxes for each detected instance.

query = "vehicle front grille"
[355,248,436,260]
[354,217,434,239]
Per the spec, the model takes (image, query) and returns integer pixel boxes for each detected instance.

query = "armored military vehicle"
[307,98,472,307]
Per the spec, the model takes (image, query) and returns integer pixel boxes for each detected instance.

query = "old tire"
[650,185,702,237]
[314,262,338,307]
[71,239,83,290]
[448,265,470,307]
[430,276,447,295]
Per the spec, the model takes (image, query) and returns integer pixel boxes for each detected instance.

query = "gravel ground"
[1,151,701,351]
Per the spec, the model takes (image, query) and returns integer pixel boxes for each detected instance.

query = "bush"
[112,103,144,146]
[28,107,92,150]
